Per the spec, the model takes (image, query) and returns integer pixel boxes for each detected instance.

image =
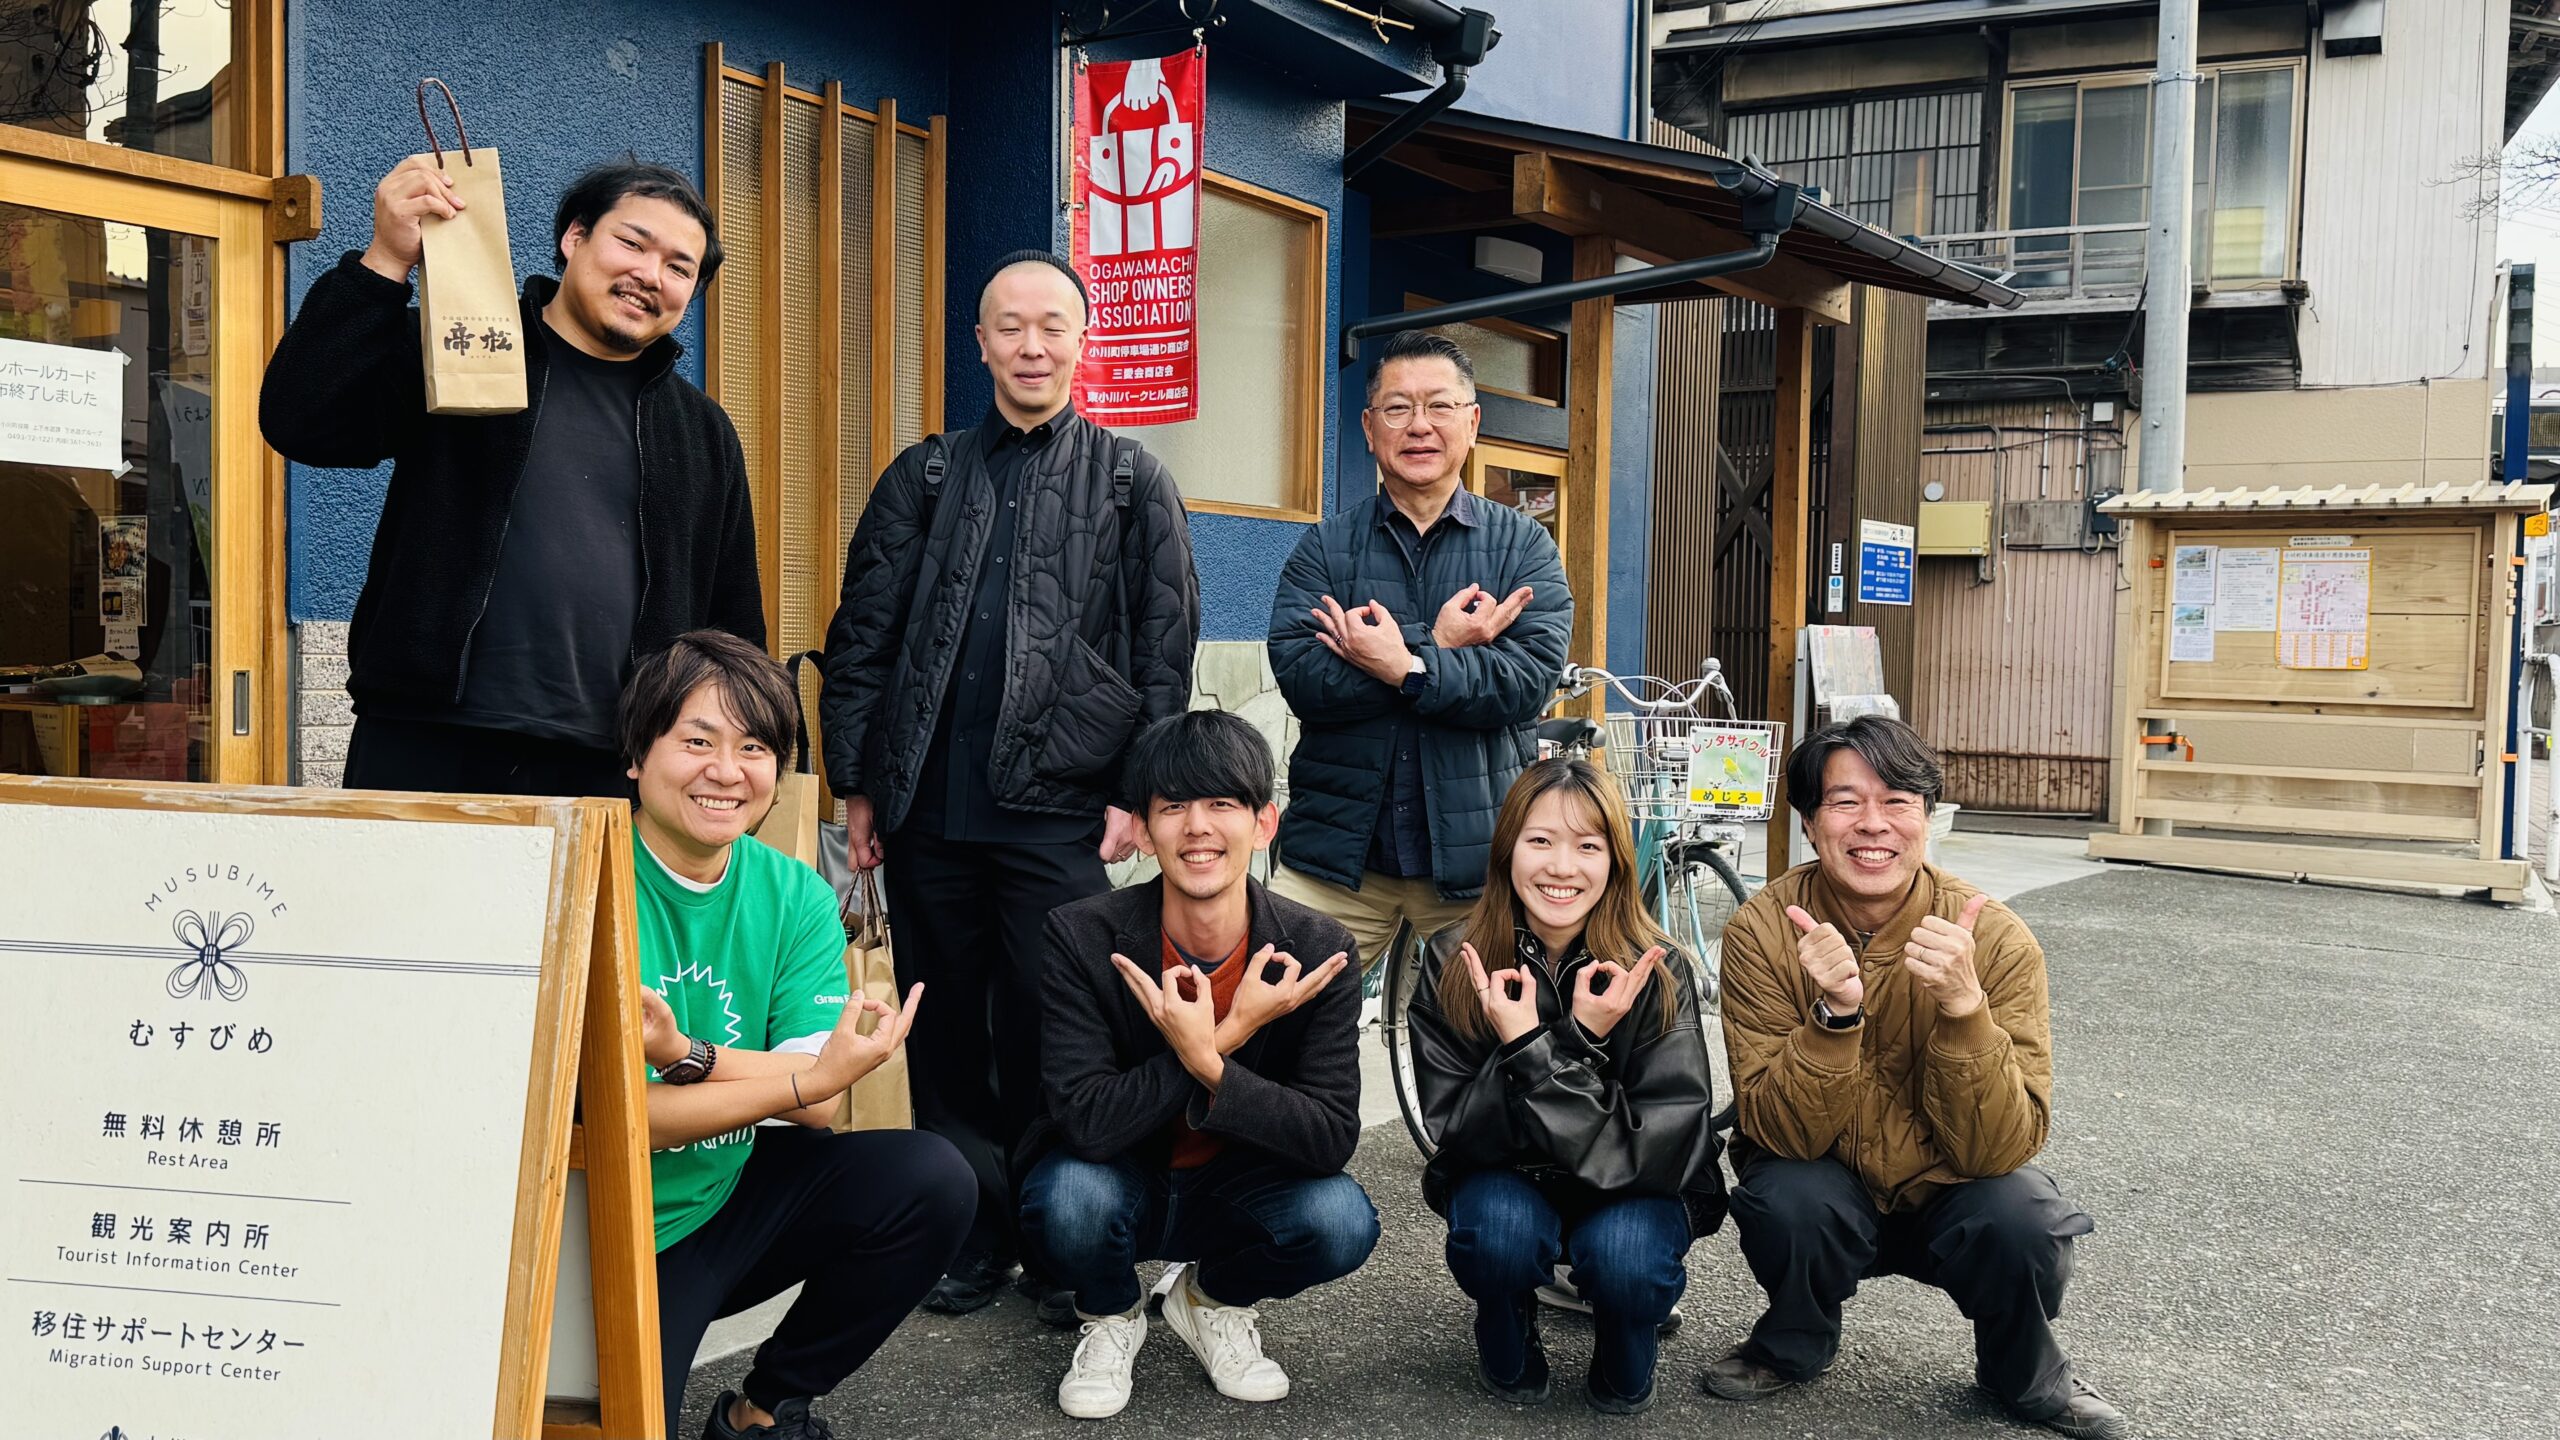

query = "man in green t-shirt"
[623,630,973,1440]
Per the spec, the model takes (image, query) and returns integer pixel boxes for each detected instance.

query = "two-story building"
[1655,0,2549,812]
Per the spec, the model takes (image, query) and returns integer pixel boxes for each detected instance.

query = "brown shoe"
[2011,1376,2130,1440]
[1699,1347,1814,1402]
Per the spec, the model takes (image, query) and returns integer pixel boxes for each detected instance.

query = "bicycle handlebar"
[1556,661,1743,720]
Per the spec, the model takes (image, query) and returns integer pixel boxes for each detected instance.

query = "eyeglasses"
[1369,399,1475,429]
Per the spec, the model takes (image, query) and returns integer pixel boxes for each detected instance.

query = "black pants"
[880,826,1108,1256]
[656,1126,974,1424]
[1728,1154,2095,1419]
[343,714,629,798]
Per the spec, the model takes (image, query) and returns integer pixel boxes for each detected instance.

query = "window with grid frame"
[2000,63,2303,288]
[703,47,945,687]
[1129,171,1327,522]
[1724,92,1986,239]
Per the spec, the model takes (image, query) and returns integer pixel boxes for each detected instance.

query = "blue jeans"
[1020,1149,1381,1317]
[1444,1169,1691,1403]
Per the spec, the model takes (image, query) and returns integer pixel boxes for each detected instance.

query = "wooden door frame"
[0,136,299,784]
[1467,437,1569,553]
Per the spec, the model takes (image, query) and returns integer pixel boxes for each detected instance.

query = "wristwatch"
[1398,653,1430,698]
[658,1036,717,1085]
[1812,998,1863,1031]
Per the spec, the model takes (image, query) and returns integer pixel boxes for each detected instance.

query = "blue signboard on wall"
[1858,520,1915,606]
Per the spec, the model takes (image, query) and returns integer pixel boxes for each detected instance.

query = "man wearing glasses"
[1264,330,1573,976]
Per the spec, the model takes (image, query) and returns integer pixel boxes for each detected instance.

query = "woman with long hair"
[1407,757,1725,1415]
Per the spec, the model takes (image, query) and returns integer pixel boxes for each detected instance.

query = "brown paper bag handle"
[848,868,888,951]
[417,78,476,166]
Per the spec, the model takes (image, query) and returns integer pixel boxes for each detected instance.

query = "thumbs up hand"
[1904,893,1991,1020]
[1785,904,1864,1016]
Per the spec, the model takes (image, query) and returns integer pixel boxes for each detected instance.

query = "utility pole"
[2137,0,2200,493]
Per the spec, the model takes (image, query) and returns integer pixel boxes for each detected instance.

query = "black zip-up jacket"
[1029,878,1363,1176]
[1408,923,1727,1237]
[259,252,764,719]
[818,410,1198,826]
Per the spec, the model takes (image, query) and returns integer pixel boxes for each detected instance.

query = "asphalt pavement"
[683,858,2559,1440]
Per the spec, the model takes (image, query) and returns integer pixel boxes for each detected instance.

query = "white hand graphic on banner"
[1087,56,1197,258]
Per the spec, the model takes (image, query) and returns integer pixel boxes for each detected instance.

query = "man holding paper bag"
[261,153,764,799]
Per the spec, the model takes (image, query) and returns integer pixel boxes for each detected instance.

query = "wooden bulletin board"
[2158,526,2483,708]
[2091,482,2549,902]
[0,778,660,1440]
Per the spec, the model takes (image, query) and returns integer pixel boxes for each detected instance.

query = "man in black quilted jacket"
[1265,330,1572,976]
[818,249,1200,1318]
[261,156,763,798]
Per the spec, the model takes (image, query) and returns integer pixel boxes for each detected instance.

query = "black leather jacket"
[1409,924,1727,1237]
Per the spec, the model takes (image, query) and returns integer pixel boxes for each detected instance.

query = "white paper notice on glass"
[2213,547,2280,631]
[2,804,559,1439]
[0,336,124,471]
[2172,544,2218,606]
[2170,603,2216,662]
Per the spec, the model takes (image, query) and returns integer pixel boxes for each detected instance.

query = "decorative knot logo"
[166,910,252,1002]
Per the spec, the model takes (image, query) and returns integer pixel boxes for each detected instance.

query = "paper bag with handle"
[750,653,827,869]
[831,868,915,1132]
[413,79,525,415]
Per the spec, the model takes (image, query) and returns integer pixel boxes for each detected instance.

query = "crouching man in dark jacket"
[1408,758,1724,1417]
[1023,711,1380,1420]
[818,250,1200,1312]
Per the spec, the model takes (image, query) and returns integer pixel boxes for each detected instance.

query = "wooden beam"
[1368,188,1524,240]
[1513,154,1851,326]
[871,98,900,481]
[2086,831,2530,895]
[1357,138,1509,193]
[1564,234,1614,722]
[758,62,787,649]
[925,114,948,434]
[816,83,846,760]
[575,823,664,1440]
[1764,306,1816,875]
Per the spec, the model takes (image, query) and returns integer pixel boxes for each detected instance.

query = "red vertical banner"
[1072,47,1204,426]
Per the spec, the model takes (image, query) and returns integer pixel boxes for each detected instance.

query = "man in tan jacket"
[1702,716,2126,1440]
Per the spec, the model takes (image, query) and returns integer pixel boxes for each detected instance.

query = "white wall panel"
[2297,0,2503,386]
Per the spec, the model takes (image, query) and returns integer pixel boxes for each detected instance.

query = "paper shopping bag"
[413,79,526,415]
[754,770,823,869]
[755,650,828,874]
[832,869,914,1132]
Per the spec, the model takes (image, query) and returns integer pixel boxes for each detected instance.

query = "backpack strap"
[1102,436,1146,674]
[918,432,948,532]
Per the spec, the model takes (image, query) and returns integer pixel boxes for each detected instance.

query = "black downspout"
[1345,5,1498,182]
[1341,185,1799,363]
[1344,64,1469,181]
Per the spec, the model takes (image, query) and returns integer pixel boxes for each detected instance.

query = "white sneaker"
[1160,1269,1290,1402]
[1057,1309,1148,1420]
[1535,1264,1685,1333]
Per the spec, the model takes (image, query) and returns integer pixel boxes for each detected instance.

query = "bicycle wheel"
[1659,841,1749,1011]
[1377,920,1436,1159]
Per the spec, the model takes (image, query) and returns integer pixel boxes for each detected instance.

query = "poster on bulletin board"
[2276,548,2371,669]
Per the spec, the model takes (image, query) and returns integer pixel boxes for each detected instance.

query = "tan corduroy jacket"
[1720,861,2054,1214]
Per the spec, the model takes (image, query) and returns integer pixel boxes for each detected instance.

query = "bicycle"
[1379,657,1783,1162]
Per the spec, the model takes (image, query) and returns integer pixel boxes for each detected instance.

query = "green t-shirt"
[635,828,847,1251]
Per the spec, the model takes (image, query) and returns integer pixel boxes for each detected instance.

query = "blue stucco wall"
[283,0,950,620]
[946,0,1058,432]
[1460,0,1643,142]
